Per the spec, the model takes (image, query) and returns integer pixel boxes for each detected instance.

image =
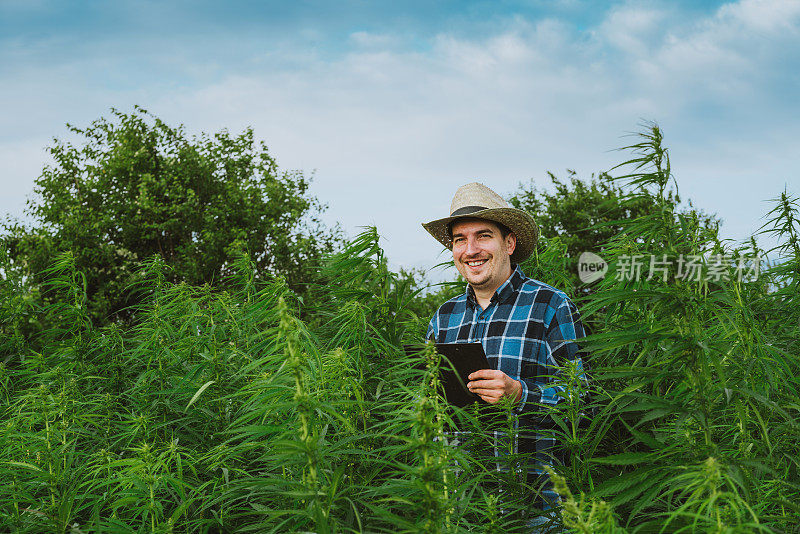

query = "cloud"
[598,4,671,55]
[593,0,800,107]
[718,0,800,32]
[349,31,404,50]
[1,0,798,275]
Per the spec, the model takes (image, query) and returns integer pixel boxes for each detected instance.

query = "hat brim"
[422,207,539,264]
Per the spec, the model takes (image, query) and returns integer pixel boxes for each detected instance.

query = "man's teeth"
[466,260,487,266]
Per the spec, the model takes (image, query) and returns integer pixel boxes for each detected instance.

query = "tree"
[2,107,338,324]
[509,170,718,294]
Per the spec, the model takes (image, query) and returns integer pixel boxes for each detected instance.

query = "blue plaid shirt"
[426,264,587,510]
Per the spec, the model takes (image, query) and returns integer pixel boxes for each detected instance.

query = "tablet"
[404,343,492,408]
[436,342,492,407]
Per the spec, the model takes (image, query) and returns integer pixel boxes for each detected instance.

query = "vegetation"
[509,169,718,295]
[0,123,798,533]
[1,107,338,326]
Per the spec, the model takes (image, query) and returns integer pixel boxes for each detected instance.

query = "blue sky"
[1,0,798,277]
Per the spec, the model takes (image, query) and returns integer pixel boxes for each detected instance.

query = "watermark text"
[577,252,762,283]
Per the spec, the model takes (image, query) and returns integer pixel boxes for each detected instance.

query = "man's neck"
[471,268,513,310]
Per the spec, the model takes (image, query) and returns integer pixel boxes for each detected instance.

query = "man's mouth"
[465,259,488,267]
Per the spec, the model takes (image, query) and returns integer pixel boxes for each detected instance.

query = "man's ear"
[506,233,517,256]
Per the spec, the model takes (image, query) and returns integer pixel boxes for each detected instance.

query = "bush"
[1,124,797,532]
[2,107,338,326]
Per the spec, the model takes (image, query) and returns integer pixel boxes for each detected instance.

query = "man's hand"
[467,369,522,405]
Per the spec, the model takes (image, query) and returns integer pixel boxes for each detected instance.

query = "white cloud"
[349,31,403,49]
[1,0,798,276]
[0,138,50,223]
[598,4,670,55]
[717,0,800,32]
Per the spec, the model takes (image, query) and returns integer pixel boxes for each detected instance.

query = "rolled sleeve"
[426,314,438,342]
[547,299,585,364]
[515,299,587,415]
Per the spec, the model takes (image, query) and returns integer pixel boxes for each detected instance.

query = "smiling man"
[423,182,588,524]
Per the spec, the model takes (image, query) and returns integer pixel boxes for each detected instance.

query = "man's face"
[451,218,516,293]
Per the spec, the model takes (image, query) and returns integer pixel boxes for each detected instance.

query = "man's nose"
[465,236,480,255]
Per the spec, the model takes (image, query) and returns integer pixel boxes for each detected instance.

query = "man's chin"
[465,274,490,287]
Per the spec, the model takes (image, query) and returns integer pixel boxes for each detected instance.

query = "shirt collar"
[465,264,526,308]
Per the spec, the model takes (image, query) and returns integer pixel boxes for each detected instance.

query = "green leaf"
[591,452,653,465]
[186,380,215,410]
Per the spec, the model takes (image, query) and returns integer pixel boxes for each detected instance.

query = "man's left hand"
[467,369,522,405]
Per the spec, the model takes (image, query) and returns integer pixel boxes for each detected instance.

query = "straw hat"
[422,182,539,264]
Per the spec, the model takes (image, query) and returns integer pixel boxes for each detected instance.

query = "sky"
[1,0,798,278]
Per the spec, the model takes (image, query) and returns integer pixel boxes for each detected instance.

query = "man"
[423,182,587,524]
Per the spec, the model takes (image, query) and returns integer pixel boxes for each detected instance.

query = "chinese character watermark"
[577,252,762,283]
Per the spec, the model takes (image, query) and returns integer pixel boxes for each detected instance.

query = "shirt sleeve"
[514,297,588,415]
[426,312,438,342]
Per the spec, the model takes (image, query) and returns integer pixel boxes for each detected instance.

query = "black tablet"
[403,343,492,407]
[434,342,492,407]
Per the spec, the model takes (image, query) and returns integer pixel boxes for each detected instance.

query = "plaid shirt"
[426,265,587,510]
